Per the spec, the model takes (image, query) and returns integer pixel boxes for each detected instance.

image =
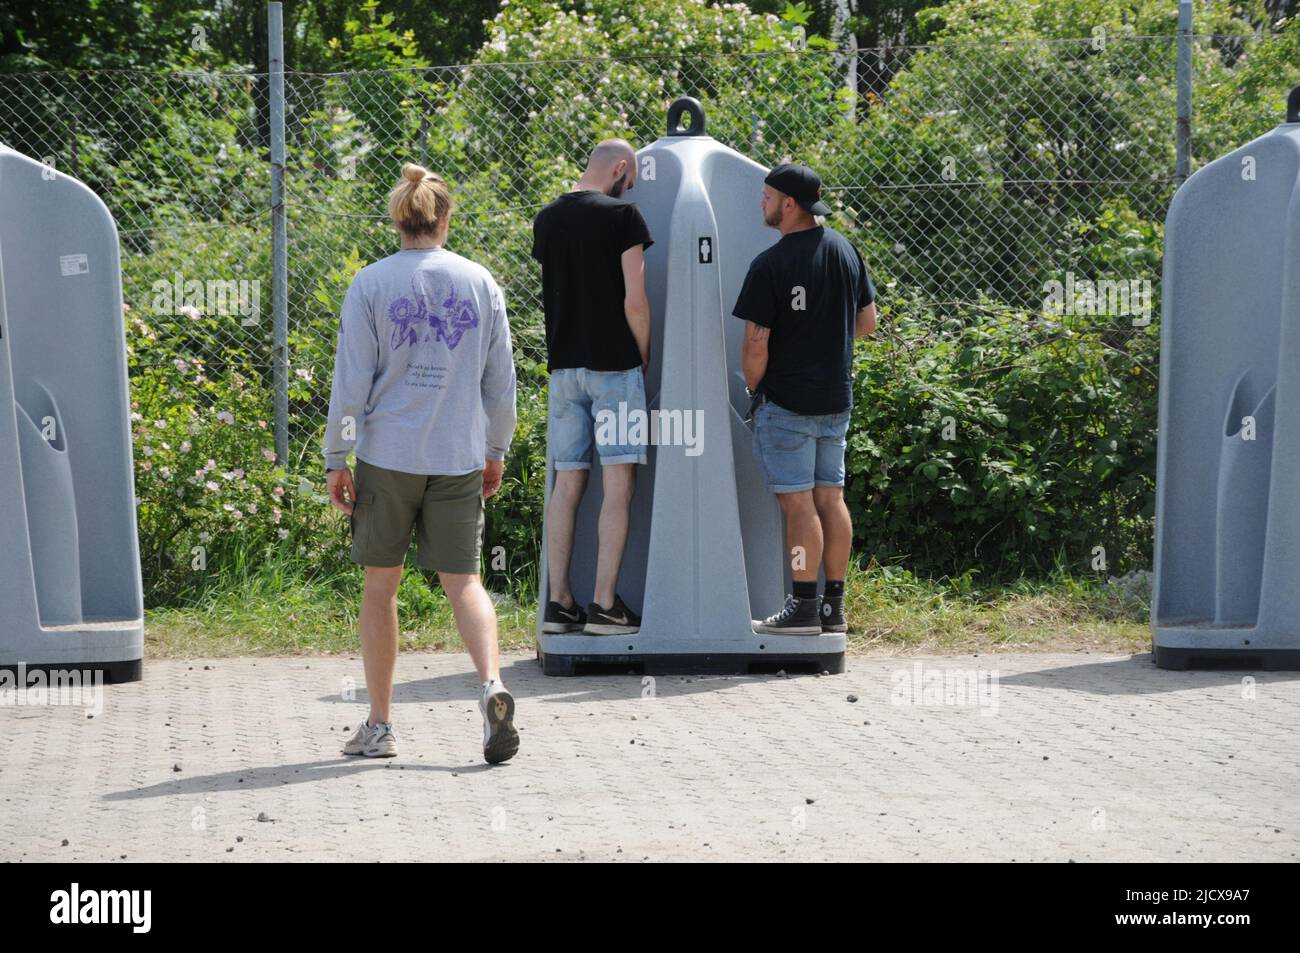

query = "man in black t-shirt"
[531,138,654,636]
[731,163,877,636]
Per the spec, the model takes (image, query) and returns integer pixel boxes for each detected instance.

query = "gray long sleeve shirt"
[323,247,517,474]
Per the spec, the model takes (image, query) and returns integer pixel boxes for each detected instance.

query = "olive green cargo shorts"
[349,458,484,573]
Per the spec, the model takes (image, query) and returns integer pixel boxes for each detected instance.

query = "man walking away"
[324,164,520,763]
[532,139,654,636]
[732,163,877,635]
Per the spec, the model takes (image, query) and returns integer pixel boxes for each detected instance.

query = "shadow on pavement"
[315,656,822,707]
[103,757,494,801]
[995,652,1300,695]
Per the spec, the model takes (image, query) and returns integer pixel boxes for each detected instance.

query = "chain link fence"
[0,29,1295,570]
[0,35,1231,430]
[284,35,1187,452]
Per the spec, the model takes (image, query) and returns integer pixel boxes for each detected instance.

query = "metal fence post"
[268,1,289,465]
[1175,0,1193,187]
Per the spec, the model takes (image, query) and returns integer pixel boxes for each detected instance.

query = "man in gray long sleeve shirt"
[323,248,517,476]
[324,163,520,765]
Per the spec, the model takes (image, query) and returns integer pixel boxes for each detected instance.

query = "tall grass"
[145,548,1150,658]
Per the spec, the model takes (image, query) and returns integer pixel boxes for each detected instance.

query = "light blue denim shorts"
[752,396,851,494]
[548,366,649,469]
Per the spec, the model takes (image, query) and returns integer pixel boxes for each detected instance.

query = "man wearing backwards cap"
[731,163,877,635]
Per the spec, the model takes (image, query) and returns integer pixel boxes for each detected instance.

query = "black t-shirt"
[531,190,654,371]
[731,225,875,415]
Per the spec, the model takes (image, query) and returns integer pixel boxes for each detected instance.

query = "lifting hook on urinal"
[1288,85,1300,124]
[667,97,706,137]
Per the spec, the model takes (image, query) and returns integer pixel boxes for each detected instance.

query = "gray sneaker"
[479,680,519,765]
[342,719,398,758]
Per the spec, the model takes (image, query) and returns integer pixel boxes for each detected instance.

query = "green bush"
[849,290,1157,578]
[65,0,1298,605]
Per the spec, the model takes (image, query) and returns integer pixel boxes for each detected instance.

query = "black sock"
[823,580,845,600]
[793,581,818,600]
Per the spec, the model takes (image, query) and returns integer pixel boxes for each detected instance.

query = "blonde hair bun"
[389,164,453,237]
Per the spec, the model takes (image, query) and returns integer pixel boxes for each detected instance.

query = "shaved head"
[586,138,636,174]
[581,138,638,197]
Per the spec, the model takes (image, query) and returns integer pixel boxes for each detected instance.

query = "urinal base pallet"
[1153,645,1300,671]
[0,659,142,683]
[538,648,846,677]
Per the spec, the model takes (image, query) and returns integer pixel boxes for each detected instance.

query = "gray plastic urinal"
[1151,85,1300,670]
[536,99,846,675]
[0,145,144,682]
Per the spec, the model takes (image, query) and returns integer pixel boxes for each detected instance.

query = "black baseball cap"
[764,163,831,216]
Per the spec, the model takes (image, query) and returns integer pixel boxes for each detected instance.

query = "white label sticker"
[59,253,89,276]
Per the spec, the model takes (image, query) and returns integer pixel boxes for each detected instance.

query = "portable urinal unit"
[536,99,847,675]
[1152,85,1300,670]
[0,145,144,682]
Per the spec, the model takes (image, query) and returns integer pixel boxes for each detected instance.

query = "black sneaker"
[584,594,641,635]
[543,600,587,633]
[819,594,847,633]
[753,594,822,635]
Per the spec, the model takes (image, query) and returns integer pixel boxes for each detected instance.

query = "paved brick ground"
[2,651,1297,862]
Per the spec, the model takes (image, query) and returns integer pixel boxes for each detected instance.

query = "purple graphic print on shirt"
[388,277,480,352]
[436,286,480,349]
[388,292,429,350]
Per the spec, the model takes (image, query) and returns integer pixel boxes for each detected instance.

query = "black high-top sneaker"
[819,593,847,633]
[753,594,822,635]
[543,600,587,633]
